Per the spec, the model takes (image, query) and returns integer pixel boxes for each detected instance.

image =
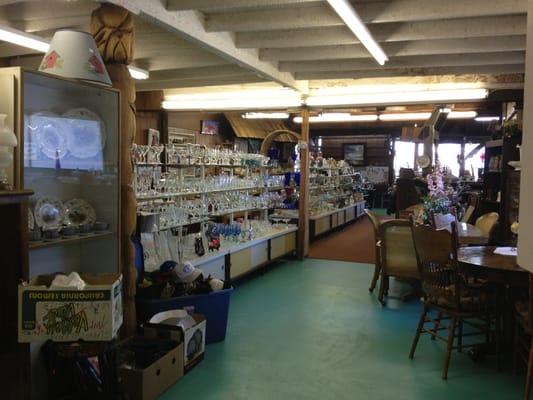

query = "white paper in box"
[18,273,123,342]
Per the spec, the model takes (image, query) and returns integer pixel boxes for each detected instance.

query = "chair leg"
[378,273,387,305]
[432,312,443,341]
[525,337,533,400]
[457,320,463,353]
[409,306,428,360]
[369,263,380,293]
[442,317,458,380]
[515,319,522,375]
[495,313,503,371]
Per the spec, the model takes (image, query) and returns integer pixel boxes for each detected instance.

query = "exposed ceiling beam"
[236,15,526,48]
[148,65,251,81]
[105,0,303,91]
[295,64,526,80]
[0,15,88,33]
[166,0,322,12]
[137,76,265,91]
[0,1,97,21]
[133,54,230,72]
[280,52,525,72]
[261,36,527,61]
[205,0,526,32]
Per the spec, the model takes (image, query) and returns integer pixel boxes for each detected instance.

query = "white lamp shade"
[39,30,111,86]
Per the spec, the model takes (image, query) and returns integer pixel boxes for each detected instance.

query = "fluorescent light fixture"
[293,113,378,123]
[379,110,477,122]
[163,88,301,111]
[128,66,149,80]
[306,88,488,107]
[0,25,50,52]
[447,111,478,119]
[379,112,430,121]
[326,0,388,65]
[475,116,500,122]
[242,112,289,119]
[317,137,323,147]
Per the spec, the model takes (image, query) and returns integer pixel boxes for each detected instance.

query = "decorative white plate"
[34,196,63,229]
[31,112,69,160]
[61,198,96,227]
[28,207,34,231]
[63,108,106,159]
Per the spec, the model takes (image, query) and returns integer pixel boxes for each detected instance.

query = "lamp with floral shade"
[38,29,111,86]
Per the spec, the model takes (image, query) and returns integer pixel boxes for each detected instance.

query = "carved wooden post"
[90,4,137,336]
[297,108,310,259]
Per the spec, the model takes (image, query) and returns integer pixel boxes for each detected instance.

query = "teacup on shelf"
[94,221,110,232]
[61,226,78,237]
[78,223,94,235]
[43,228,60,240]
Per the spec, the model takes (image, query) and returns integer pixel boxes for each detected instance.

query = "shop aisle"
[309,208,389,264]
[161,259,520,400]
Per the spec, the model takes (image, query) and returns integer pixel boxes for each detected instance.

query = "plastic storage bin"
[137,288,233,344]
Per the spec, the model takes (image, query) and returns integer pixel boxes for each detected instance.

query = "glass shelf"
[29,231,114,250]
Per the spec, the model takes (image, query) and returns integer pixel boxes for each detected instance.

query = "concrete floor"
[161,259,523,400]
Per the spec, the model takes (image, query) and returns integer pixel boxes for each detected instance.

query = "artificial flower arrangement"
[419,166,466,226]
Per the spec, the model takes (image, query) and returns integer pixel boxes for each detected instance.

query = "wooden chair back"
[379,219,419,279]
[475,212,499,237]
[410,221,461,308]
[364,209,381,241]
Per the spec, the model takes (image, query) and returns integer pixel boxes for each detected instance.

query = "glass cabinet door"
[23,70,120,276]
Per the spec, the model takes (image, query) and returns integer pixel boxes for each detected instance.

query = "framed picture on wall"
[344,143,366,166]
[200,120,219,135]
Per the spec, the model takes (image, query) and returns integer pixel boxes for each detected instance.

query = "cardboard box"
[119,337,183,400]
[18,273,123,342]
[144,312,206,373]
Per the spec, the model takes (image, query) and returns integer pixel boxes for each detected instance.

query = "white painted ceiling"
[0,0,526,93]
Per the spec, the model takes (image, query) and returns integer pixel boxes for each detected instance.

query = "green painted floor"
[161,259,522,400]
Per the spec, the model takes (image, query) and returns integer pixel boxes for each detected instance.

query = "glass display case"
[18,69,120,277]
[0,67,120,399]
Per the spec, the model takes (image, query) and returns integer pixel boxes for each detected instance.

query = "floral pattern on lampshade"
[87,55,105,75]
[40,51,63,70]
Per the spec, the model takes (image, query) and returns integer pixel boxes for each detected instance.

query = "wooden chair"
[364,209,382,293]
[377,219,420,305]
[409,221,501,380]
[475,212,499,237]
[514,275,533,400]
[398,203,424,221]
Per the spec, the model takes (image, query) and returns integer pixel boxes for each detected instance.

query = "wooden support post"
[91,4,137,336]
[297,108,310,259]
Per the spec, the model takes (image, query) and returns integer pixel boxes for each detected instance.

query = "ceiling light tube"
[162,98,301,111]
[326,0,388,65]
[128,66,149,80]
[293,113,378,123]
[306,89,488,107]
[447,111,478,119]
[475,116,500,122]
[242,112,289,119]
[0,25,50,52]
[379,110,478,122]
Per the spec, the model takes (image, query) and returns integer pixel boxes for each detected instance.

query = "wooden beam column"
[90,4,137,336]
[297,108,310,259]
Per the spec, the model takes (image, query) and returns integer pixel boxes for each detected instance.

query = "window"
[393,141,416,176]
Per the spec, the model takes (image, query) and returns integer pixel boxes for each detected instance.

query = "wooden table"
[457,222,489,245]
[458,246,527,286]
